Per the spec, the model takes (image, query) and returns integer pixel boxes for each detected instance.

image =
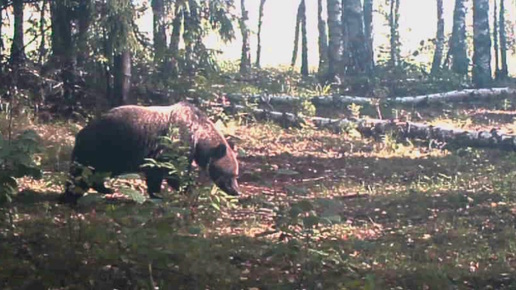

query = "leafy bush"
[0,130,42,204]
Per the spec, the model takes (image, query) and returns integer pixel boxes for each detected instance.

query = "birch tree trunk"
[317,0,329,77]
[239,0,251,75]
[472,0,492,88]
[498,0,508,79]
[300,0,309,76]
[255,0,266,68]
[343,0,370,75]
[226,105,516,152]
[388,0,401,67]
[450,0,469,75]
[431,0,445,75]
[10,0,25,66]
[326,0,343,81]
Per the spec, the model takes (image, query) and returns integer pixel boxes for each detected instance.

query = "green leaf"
[119,187,146,204]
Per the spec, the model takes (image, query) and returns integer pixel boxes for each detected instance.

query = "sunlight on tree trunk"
[472,0,492,88]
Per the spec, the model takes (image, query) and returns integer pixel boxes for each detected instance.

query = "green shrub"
[0,129,42,204]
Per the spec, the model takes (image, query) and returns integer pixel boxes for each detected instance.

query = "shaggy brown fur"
[60,101,239,204]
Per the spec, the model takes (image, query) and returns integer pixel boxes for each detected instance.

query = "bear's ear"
[210,144,227,159]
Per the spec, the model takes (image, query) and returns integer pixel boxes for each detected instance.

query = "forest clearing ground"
[2,107,516,289]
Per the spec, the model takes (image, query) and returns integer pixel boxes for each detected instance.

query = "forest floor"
[2,100,516,289]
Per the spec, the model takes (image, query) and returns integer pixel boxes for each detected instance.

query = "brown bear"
[60,101,240,204]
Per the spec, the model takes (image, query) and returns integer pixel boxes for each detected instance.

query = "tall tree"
[317,0,328,77]
[363,0,374,74]
[493,0,499,77]
[449,0,469,75]
[76,0,93,66]
[300,0,308,76]
[326,0,342,80]
[49,0,75,103]
[255,0,266,68]
[169,4,183,78]
[10,0,25,65]
[38,0,48,66]
[239,0,251,74]
[388,0,401,67]
[291,1,302,68]
[108,0,134,106]
[498,0,508,79]
[343,0,371,75]
[152,0,167,65]
[431,0,445,75]
[472,0,492,88]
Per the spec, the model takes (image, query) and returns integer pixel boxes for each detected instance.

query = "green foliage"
[0,130,42,205]
[142,125,195,194]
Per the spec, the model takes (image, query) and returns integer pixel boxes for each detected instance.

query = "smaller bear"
[60,101,240,204]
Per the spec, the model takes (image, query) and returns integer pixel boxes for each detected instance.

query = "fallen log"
[226,87,516,107]
[226,105,516,151]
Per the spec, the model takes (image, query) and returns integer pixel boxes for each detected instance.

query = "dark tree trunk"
[300,0,308,76]
[50,0,75,103]
[38,0,48,66]
[363,0,374,74]
[317,0,328,77]
[239,0,251,74]
[326,0,342,81]
[498,0,508,79]
[168,4,183,78]
[113,51,131,107]
[255,0,266,68]
[450,0,469,75]
[10,0,25,66]
[431,0,445,75]
[76,0,92,66]
[291,0,302,68]
[472,0,492,88]
[152,0,167,65]
[343,0,370,76]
